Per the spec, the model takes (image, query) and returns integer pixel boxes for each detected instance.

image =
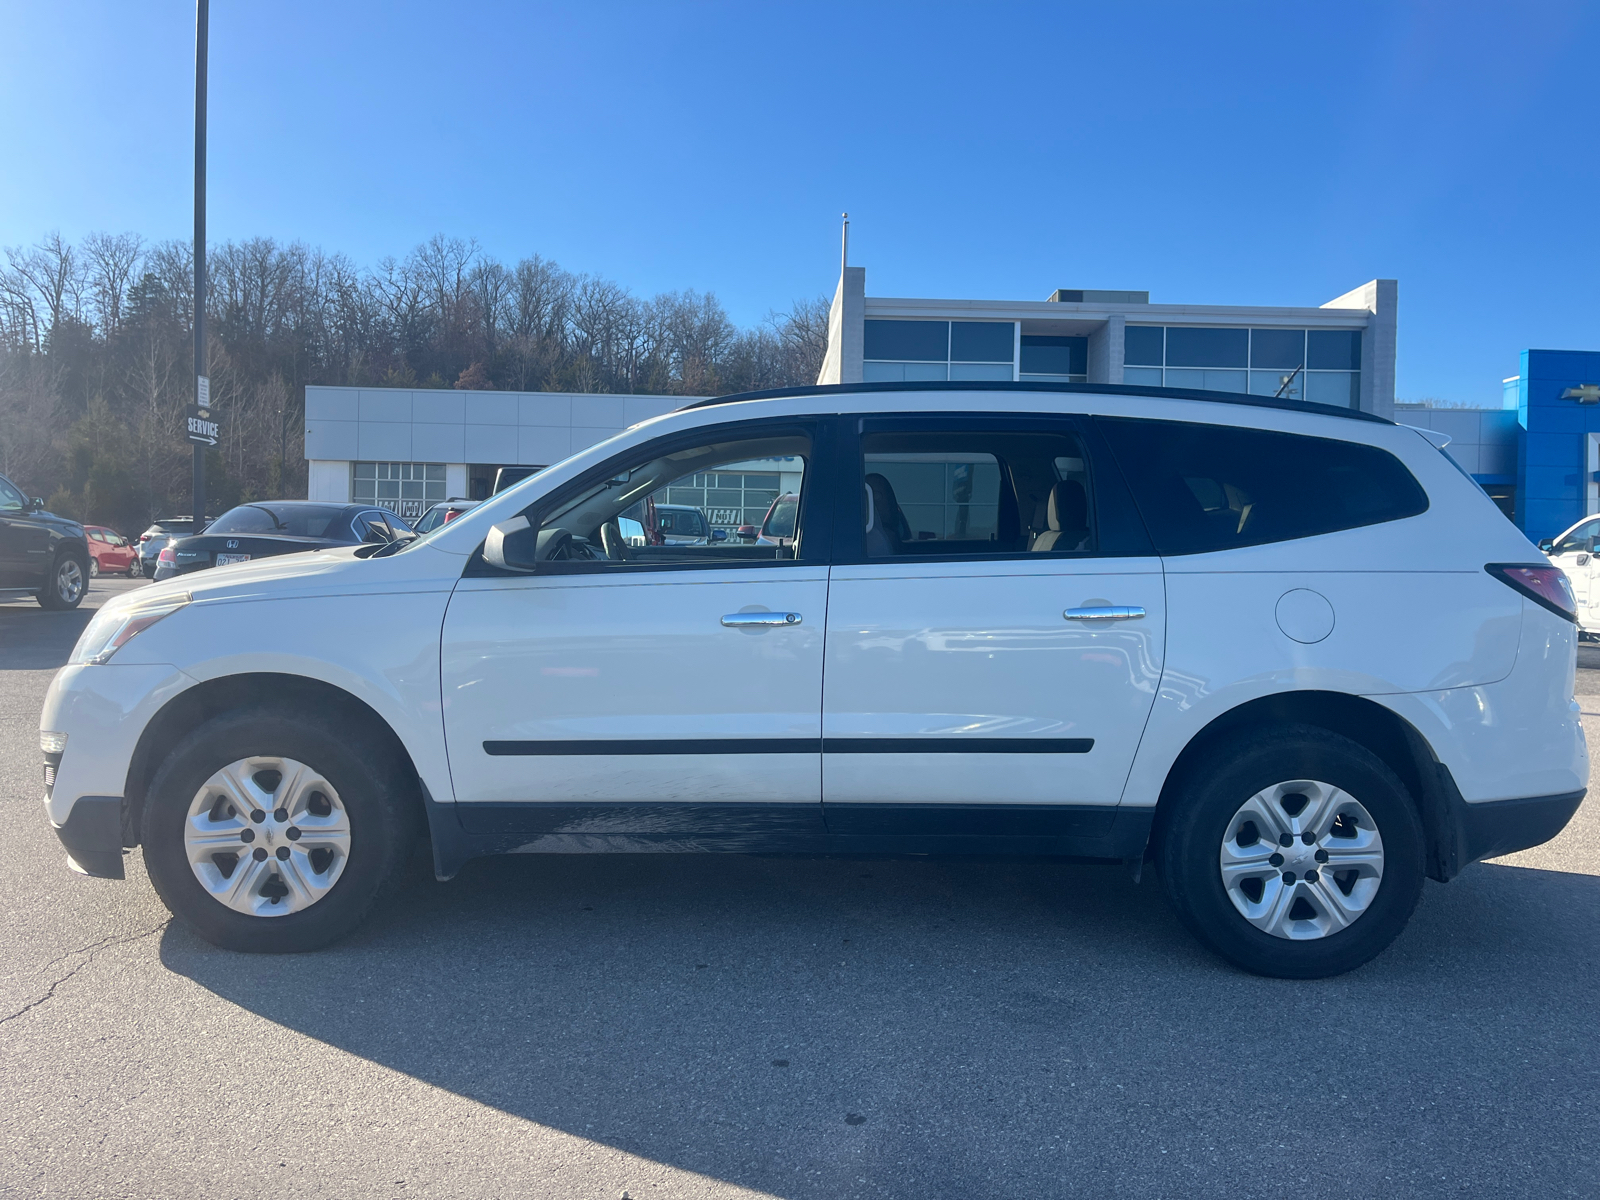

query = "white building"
[817,268,1398,419]
[303,388,688,518]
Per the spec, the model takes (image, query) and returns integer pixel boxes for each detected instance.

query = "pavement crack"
[0,923,166,1028]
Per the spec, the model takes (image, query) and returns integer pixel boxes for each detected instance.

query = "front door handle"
[1064,605,1145,621]
[721,612,803,628]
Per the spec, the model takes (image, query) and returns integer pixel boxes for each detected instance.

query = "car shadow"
[158,853,1600,1197]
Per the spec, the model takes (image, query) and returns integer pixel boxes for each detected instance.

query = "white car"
[40,382,1587,977]
[1540,516,1600,638]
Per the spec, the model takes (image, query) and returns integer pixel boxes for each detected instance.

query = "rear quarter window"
[1098,417,1428,555]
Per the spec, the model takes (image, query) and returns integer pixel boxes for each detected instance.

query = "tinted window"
[950,321,1015,363]
[763,494,798,539]
[0,478,22,511]
[1100,418,1427,554]
[861,428,1096,557]
[1250,329,1306,369]
[1165,327,1248,368]
[1124,326,1164,366]
[863,320,949,362]
[1021,335,1088,375]
[1308,329,1362,370]
[206,505,348,538]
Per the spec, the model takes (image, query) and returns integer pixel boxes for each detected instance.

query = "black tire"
[1157,724,1425,979]
[88,556,101,577]
[37,551,87,610]
[141,709,417,952]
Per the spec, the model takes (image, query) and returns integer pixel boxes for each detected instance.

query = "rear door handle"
[721,612,803,628]
[1064,605,1145,621]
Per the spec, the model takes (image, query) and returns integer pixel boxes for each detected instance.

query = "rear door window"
[854,423,1110,559]
[1098,417,1428,555]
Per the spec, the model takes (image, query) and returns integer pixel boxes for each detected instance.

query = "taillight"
[1486,563,1577,623]
[157,547,176,564]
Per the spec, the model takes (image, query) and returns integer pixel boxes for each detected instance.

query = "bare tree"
[83,232,144,336]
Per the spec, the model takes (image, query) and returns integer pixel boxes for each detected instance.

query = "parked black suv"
[0,473,91,609]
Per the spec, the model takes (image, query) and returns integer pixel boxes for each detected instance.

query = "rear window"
[206,504,347,538]
[1099,418,1427,555]
[657,509,706,537]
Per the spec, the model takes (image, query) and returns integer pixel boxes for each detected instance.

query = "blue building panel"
[1506,349,1600,540]
[1524,350,1600,381]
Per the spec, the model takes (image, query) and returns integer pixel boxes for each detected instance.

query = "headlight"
[40,731,67,755]
[70,593,191,665]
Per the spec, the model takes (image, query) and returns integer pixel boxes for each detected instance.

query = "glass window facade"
[1124,326,1362,407]
[352,462,447,520]
[864,319,1016,382]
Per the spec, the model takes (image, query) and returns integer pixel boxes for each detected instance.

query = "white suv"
[40,383,1587,978]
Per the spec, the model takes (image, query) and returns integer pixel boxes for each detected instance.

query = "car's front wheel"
[1158,725,1424,979]
[38,552,87,610]
[141,710,416,952]
[88,556,101,577]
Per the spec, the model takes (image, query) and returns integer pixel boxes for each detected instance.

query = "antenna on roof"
[840,212,849,277]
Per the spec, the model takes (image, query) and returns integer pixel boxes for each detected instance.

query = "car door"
[0,476,47,587]
[441,417,834,835]
[1548,518,1600,630]
[821,413,1165,835]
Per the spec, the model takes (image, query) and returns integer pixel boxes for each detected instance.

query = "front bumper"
[52,796,126,879]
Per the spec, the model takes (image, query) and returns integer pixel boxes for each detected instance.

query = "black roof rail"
[677,379,1391,425]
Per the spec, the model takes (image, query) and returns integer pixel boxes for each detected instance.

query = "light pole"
[192,0,208,527]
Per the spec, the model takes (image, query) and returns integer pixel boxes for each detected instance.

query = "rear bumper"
[52,796,126,879]
[1456,789,1585,867]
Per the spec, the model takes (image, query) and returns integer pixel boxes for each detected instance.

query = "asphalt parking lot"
[2,576,1599,1198]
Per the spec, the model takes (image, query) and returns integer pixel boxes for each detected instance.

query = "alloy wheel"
[182,756,352,917]
[1218,779,1384,940]
[55,558,84,605]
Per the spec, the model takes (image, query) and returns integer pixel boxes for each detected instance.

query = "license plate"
[215,553,251,566]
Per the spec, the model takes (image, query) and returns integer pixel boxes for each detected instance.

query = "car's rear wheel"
[1158,725,1424,979]
[141,710,416,952]
[38,553,87,610]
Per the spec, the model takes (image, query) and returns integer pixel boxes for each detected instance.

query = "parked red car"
[83,526,139,577]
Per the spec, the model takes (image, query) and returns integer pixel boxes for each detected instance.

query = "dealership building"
[302,261,1600,542]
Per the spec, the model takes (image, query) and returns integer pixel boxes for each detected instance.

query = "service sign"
[185,405,220,447]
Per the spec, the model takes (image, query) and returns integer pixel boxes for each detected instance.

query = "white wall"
[307,460,350,503]
[304,387,687,470]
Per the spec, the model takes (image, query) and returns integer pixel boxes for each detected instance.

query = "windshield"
[206,504,348,538]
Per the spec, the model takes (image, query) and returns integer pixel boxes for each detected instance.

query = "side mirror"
[736,525,758,542]
[484,517,572,572]
[709,528,728,542]
[28,497,44,512]
[1538,539,1555,553]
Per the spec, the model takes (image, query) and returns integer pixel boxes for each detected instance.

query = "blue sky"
[2,0,1595,403]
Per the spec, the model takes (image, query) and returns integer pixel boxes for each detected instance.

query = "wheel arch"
[123,672,428,848]
[1149,690,1461,882]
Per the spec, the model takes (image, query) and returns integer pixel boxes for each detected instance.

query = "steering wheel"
[599,520,628,561]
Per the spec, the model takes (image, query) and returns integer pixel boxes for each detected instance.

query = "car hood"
[128,540,468,611]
